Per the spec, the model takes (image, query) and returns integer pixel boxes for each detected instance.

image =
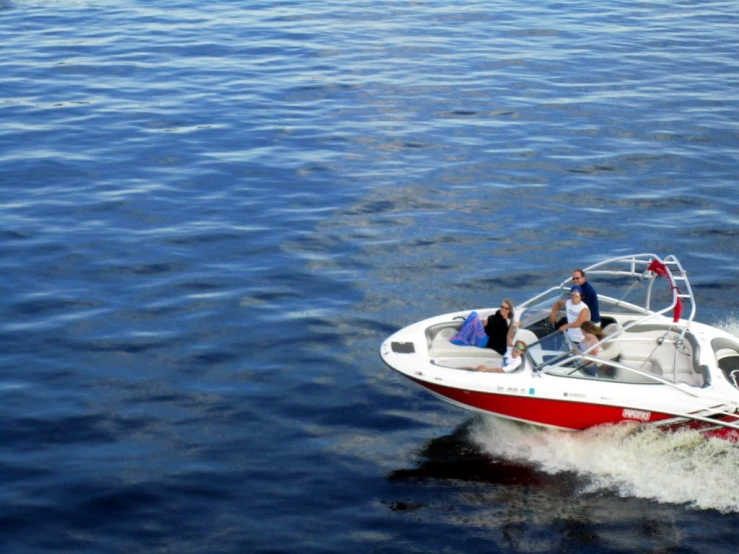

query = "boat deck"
[426,315,715,387]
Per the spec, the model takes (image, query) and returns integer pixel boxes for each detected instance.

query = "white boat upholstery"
[716,348,738,360]
[598,323,623,362]
[428,325,493,358]
[606,326,703,386]
[514,328,538,346]
[428,325,538,360]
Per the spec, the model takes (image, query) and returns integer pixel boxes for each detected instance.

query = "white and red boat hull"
[382,254,739,441]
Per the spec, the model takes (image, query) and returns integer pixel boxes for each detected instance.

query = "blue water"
[2,0,738,552]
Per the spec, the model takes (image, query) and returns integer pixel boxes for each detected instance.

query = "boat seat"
[433,353,505,369]
[592,323,624,378]
[716,348,736,359]
[598,323,623,362]
[618,359,661,382]
[435,327,457,341]
[429,327,493,358]
[428,326,539,359]
[609,326,703,386]
[711,338,739,386]
[514,328,538,346]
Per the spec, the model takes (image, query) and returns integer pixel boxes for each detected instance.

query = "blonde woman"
[484,298,515,355]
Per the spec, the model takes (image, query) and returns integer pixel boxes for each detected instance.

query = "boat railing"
[519,253,697,343]
[585,253,696,336]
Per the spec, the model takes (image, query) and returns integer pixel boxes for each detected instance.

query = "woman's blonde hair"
[581,320,603,339]
[502,298,514,314]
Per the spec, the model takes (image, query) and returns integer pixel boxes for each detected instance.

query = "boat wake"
[716,314,739,339]
[470,415,739,513]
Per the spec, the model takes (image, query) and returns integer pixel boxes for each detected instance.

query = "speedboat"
[380,253,739,440]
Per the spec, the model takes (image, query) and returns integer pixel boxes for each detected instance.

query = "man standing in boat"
[549,286,591,346]
[572,269,600,326]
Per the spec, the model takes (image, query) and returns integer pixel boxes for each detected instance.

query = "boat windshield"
[526,330,574,370]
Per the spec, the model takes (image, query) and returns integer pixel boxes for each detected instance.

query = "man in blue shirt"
[572,269,600,326]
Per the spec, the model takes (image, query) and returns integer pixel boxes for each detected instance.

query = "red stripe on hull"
[413,378,674,431]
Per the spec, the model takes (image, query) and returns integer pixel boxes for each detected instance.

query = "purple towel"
[450,311,489,348]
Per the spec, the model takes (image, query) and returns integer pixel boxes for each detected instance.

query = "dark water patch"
[692,281,736,292]
[1,415,116,449]
[0,461,53,481]
[278,328,352,351]
[121,388,243,422]
[58,337,178,355]
[401,141,428,149]
[69,199,127,215]
[193,401,245,421]
[474,272,551,290]
[692,228,739,239]
[186,350,240,365]
[8,296,102,317]
[227,332,312,354]
[259,260,339,299]
[388,457,554,487]
[176,280,225,292]
[18,366,79,385]
[623,195,707,210]
[0,504,90,552]
[136,392,185,405]
[0,229,30,240]
[354,317,403,337]
[567,164,617,174]
[75,484,166,522]
[387,421,561,487]
[165,472,238,501]
[125,303,193,319]
[126,262,186,276]
[383,500,423,512]
[297,163,335,175]
[448,109,478,116]
[345,200,399,216]
[241,288,305,304]
[495,110,518,117]
[407,235,479,248]
[556,518,600,545]
[166,232,244,246]
[282,387,428,432]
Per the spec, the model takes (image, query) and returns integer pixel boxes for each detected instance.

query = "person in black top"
[572,269,600,326]
[484,299,514,355]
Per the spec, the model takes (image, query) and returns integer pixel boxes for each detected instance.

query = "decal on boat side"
[493,386,529,395]
[622,408,651,422]
[528,388,535,395]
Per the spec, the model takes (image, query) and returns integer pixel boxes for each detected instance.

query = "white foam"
[470,416,739,513]
[716,315,739,338]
